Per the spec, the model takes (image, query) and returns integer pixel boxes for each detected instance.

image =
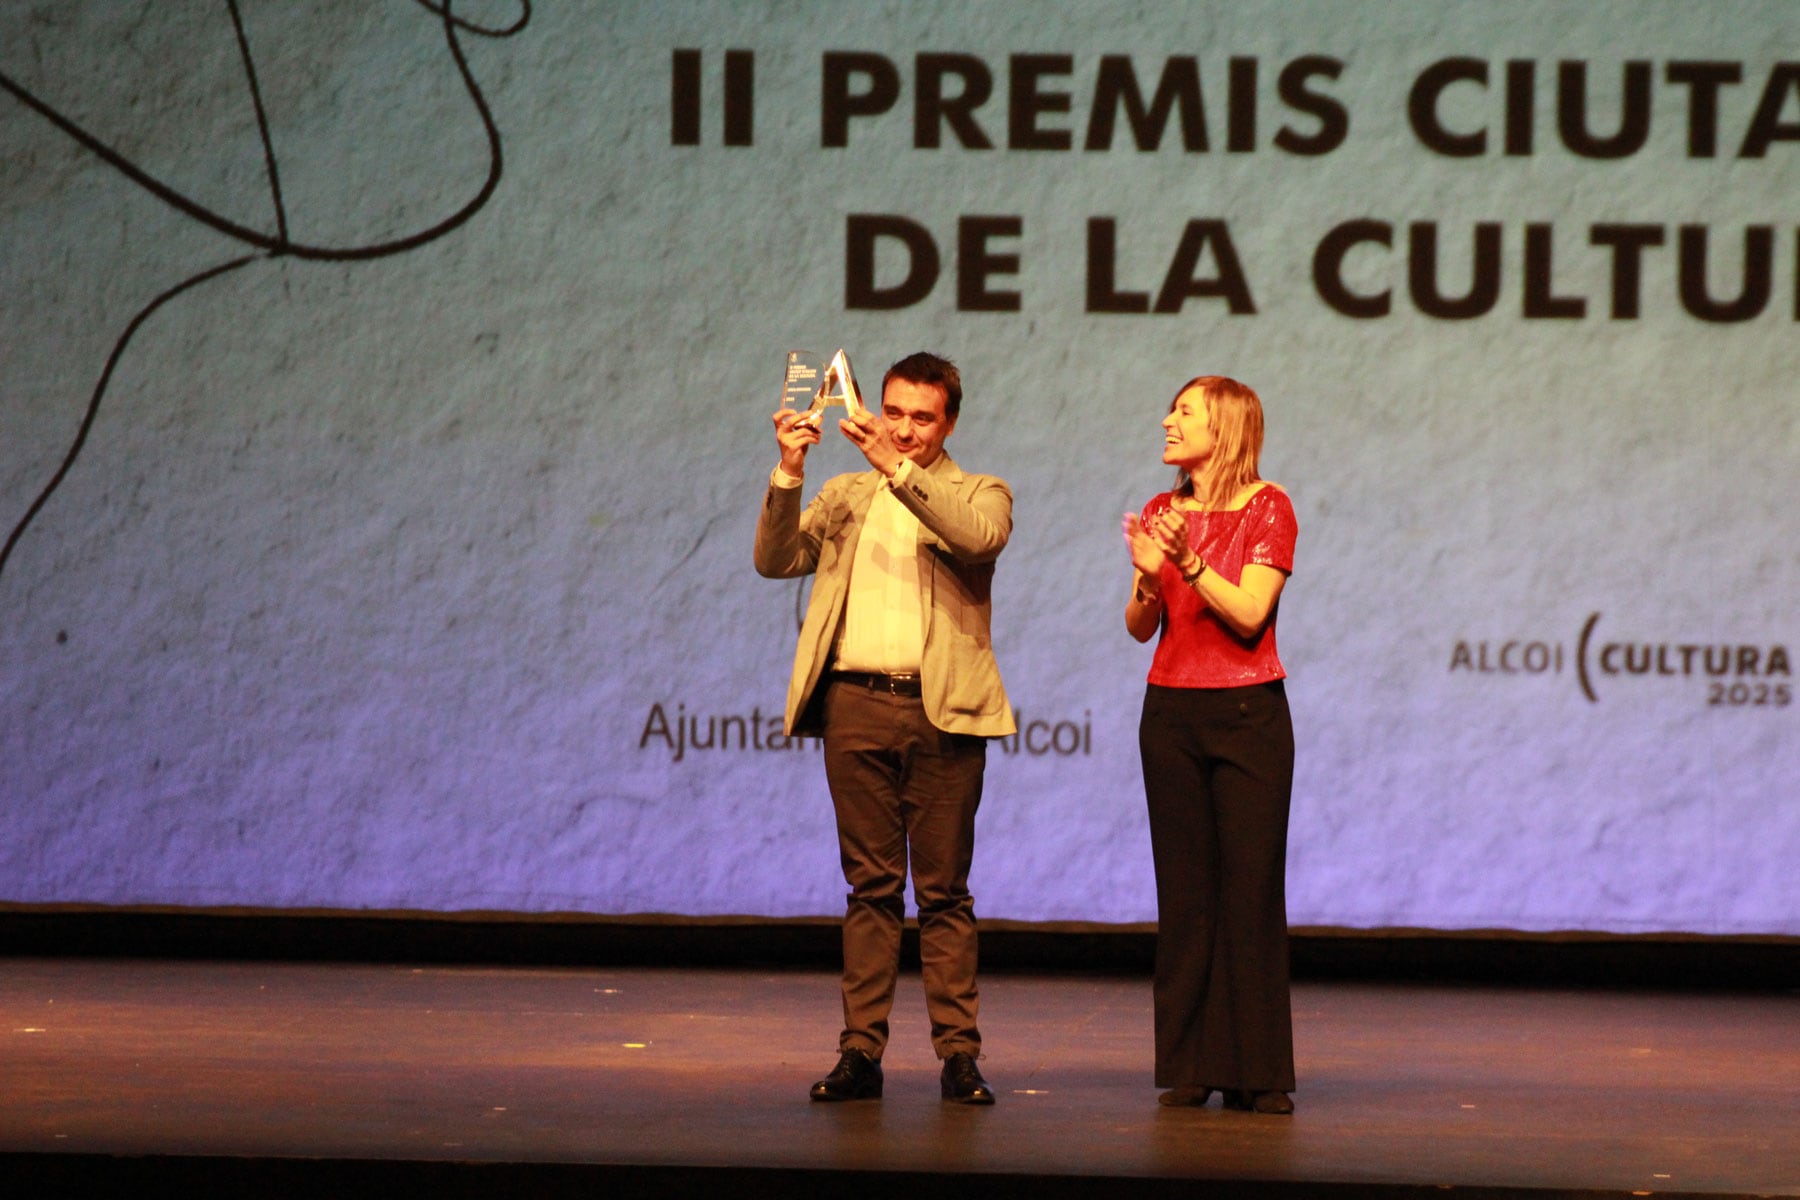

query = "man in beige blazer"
[755,351,1015,1105]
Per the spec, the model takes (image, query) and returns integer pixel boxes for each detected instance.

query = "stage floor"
[2,957,1796,1197]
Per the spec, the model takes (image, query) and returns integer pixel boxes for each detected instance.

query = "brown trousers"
[821,679,987,1060]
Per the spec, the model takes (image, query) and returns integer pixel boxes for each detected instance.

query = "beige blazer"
[754,452,1016,739]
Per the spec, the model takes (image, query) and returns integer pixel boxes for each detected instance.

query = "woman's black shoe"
[1224,1089,1294,1115]
[1157,1087,1215,1107]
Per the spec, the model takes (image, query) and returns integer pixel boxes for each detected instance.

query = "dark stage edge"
[3,961,1797,1200]
[6,1157,1781,1200]
[4,905,1799,989]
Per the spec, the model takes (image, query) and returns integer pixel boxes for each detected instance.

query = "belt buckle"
[837,670,918,696]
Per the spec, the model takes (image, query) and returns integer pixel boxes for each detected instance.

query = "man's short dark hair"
[882,351,962,420]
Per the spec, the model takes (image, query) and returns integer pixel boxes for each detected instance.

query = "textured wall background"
[2,1,1795,933]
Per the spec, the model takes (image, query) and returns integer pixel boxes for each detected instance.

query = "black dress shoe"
[1223,1089,1294,1115]
[1157,1086,1215,1107]
[939,1051,996,1105]
[810,1048,883,1101]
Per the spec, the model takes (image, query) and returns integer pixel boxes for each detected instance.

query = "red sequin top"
[1143,484,1297,689]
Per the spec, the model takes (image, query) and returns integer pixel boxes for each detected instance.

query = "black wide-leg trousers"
[1139,680,1296,1092]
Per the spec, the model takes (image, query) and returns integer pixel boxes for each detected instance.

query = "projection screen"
[3,1,1795,935]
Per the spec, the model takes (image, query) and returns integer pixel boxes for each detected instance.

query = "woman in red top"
[1122,375,1298,1115]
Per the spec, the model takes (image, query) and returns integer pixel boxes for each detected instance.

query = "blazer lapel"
[911,453,968,633]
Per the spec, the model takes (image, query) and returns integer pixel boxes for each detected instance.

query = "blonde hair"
[1170,375,1264,509]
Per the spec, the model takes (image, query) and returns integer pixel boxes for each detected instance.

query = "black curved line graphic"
[1576,611,1601,703]
[411,0,531,38]
[227,0,288,244]
[0,0,531,582]
[0,1,523,261]
[0,257,260,577]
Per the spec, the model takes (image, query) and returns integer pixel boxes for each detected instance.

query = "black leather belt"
[832,670,923,697]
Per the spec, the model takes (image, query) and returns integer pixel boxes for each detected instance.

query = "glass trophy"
[782,348,866,428]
